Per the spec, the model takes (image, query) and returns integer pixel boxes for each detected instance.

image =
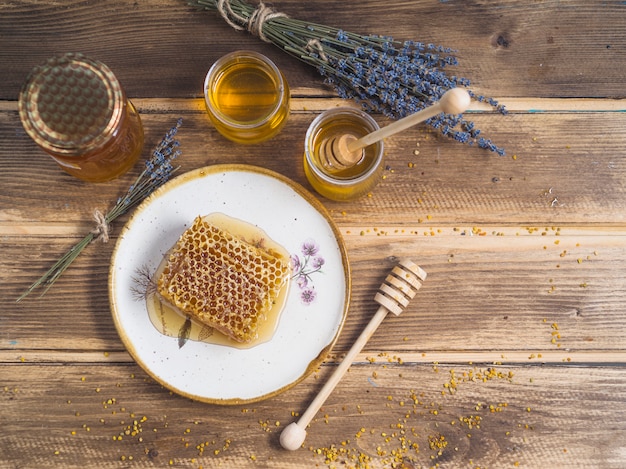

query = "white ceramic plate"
[109,164,350,404]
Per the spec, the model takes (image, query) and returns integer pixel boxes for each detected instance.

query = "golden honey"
[147,213,291,349]
[204,51,290,144]
[18,53,144,183]
[304,108,384,201]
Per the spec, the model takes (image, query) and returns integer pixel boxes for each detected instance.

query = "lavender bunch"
[17,119,183,302]
[189,0,506,154]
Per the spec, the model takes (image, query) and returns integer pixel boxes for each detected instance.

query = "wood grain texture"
[1,1,626,468]
[2,364,625,468]
[3,228,626,353]
[2,106,626,225]
[1,0,626,99]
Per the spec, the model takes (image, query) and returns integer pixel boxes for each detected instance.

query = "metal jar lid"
[18,53,124,156]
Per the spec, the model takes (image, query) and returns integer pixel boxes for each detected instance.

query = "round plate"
[109,164,350,404]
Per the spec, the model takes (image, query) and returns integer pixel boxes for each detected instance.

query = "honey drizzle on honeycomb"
[157,216,290,343]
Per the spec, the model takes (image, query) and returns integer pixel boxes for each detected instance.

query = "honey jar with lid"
[18,53,144,183]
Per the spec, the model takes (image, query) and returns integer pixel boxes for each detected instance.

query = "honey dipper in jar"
[323,87,471,170]
[304,88,471,202]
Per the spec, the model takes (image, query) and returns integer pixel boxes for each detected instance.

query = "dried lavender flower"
[189,0,506,154]
[17,119,183,301]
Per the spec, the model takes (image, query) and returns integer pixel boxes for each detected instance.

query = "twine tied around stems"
[217,0,287,42]
[91,209,110,243]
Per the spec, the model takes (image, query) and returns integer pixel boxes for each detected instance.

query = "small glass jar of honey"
[18,53,144,183]
[304,108,384,201]
[203,51,290,144]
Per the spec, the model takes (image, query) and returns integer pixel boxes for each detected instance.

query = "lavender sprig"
[16,119,183,302]
[188,0,506,155]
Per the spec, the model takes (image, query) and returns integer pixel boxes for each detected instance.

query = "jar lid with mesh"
[18,53,124,156]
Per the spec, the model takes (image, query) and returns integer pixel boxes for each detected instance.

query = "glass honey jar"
[304,107,384,201]
[18,53,144,183]
[203,51,290,144]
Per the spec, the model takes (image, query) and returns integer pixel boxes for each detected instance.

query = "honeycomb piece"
[157,216,290,343]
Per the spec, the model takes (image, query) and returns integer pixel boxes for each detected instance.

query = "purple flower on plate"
[290,254,301,272]
[301,240,319,257]
[291,239,325,305]
[296,275,309,289]
[300,288,317,305]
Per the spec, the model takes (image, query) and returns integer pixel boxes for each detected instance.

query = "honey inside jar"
[212,62,278,122]
[304,108,384,201]
[50,101,144,182]
[204,51,290,144]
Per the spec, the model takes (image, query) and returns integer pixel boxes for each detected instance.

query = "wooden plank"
[1,0,626,99]
[1,362,625,468]
[3,227,625,353]
[2,107,626,226]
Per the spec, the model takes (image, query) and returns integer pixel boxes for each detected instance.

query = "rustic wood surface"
[2,1,626,468]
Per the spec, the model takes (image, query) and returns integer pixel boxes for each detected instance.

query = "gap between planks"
[3,223,626,237]
[1,97,626,114]
[2,350,625,366]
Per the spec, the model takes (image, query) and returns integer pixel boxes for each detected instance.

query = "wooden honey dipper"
[279,259,427,450]
[322,87,471,170]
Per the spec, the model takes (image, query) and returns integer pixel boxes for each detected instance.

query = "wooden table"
[2,1,626,467]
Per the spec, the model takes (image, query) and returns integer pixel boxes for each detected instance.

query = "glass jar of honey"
[304,108,384,201]
[203,51,290,144]
[18,53,144,183]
